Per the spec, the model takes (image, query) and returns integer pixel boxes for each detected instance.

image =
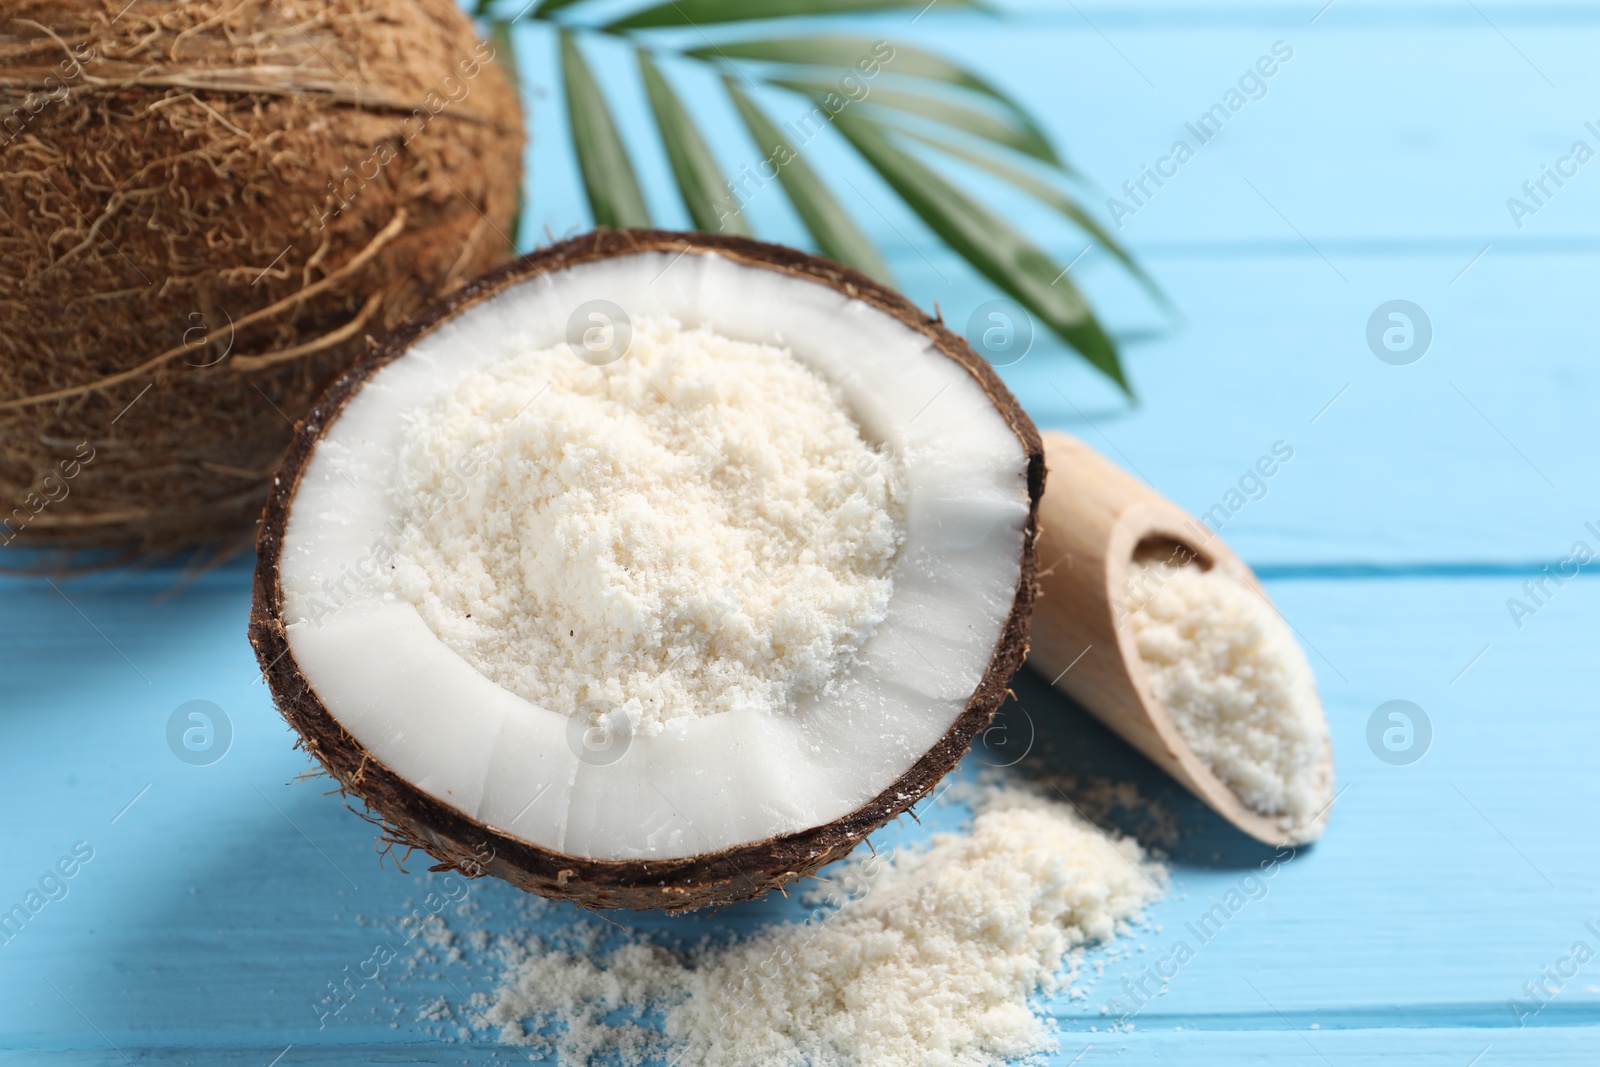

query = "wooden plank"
[505,5,1600,565]
[3,570,1597,1062]
[4,3,1599,1063]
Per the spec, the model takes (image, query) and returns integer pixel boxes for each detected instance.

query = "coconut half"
[250,231,1043,910]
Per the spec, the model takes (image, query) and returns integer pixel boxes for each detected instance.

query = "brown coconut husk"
[250,230,1046,911]
[0,0,523,550]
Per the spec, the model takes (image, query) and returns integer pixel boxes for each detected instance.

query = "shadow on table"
[978,666,1306,871]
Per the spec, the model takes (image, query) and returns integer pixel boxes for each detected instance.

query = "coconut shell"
[0,0,523,551]
[249,230,1045,911]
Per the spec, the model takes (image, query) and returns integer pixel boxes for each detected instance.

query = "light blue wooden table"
[5,1,1598,1062]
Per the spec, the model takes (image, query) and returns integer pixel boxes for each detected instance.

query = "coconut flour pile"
[1125,554,1329,835]
[385,315,903,733]
[467,781,1165,1066]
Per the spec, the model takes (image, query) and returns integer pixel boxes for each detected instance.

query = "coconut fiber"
[0,0,523,549]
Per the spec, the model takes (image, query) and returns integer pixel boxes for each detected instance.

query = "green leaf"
[888,121,1168,309]
[687,35,990,96]
[560,31,650,228]
[830,109,1128,392]
[637,51,749,236]
[530,0,592,17]
[489,20,525,250]
[724,78,890,283]
[487,20,519,78]
[689,36,1055,159]
[772,76,1057,164]
[607,0,981,32]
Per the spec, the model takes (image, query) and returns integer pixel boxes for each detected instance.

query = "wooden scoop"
[1027,431,1333,846]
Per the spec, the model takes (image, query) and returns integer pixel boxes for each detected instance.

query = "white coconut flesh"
[276,250,1029,862]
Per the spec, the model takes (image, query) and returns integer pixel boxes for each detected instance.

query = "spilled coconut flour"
[1125,552,1330,836]
[384,315,904,733]
[417,779,1167,1067]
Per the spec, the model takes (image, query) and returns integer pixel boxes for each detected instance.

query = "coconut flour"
[1125,554,1329,835]
[469,780,1166,1066]
[385,315,903,734]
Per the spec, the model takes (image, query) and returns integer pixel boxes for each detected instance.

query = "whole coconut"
[0,0,524,550]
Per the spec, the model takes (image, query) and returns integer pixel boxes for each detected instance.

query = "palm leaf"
[724,78,890,283]
[516,0,1153,392]
[560,31,650,228]
[638,51,749,235]
[830,109,1128,393]
[693,36,1058,167]
[772,76,1057,164]
[887,121,1167,308]
[688,35,1005,101]
[606,0,982,32]
[486,19,525,250]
